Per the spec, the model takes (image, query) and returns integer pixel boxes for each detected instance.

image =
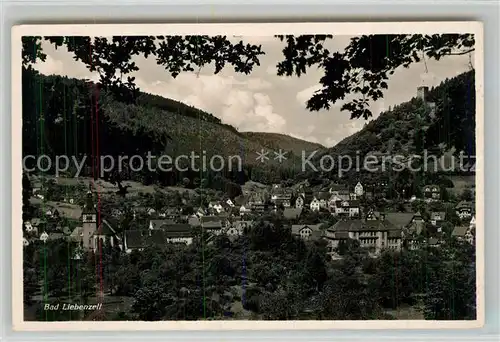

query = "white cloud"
[296,84,322,105]
[33,55,64,75]
[33,37,474,150]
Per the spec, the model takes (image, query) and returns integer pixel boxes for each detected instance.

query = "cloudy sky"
[34,36,474,148]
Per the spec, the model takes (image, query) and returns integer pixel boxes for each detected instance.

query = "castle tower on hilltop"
[417,86,429,102]
[417,86,436,118]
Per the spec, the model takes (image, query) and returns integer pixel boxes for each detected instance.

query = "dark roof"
[387,230,402,239]
[291,224,322,235]
[315,192,331,200]
[188,216,201,227]
[329,184,348,191]
[160,224,192,233]
[150,219,175,228]
[283,207,303,219]
[455,201,473,209]
[385,212,416,228]
[334,200,360,207]
[125,227,193,249]
[95,220,118,236]
[430,212,446,220]
[423,184,440,190]
[200,216,223,229]
[428,237,440,245]
[48,232,65,241]
[328,219,398,232]
[452,226,468,237]
[333,231,350,239]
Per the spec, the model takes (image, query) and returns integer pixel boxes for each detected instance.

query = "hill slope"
[22,69,325,182]
[315,70,476,165]
[241,132,324,156]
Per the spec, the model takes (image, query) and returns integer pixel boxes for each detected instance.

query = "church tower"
[81,186,97,250]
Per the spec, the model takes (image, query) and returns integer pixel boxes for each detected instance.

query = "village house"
[194,207,206,217]
[24,220,39,234]
[430,211,446,226]
[123,225,193,253]
[332,200,360,218]
[354,182,364,198]
[324,214,403,258]
[200,216,225,235]
[455,201,474,220]
[188,214,201,227]
[226,220,253,237]
[208,201,224,214]
[225,198,235,208]
[295,195,305,209]
[423,184,441,201]
[161,207,181,219]
[79,190,121,252]
[239,205,252,216]
[251,202,267,213]
[248,192,265,206]
[452,226,469,242]
[149,219,176,230]
[315,192,331,209]
[309,197,321,212]
[291,224,322,241]
[329,184,351,201]
[274,193,292,208]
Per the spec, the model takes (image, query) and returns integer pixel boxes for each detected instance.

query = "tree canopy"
[22,34,475,120]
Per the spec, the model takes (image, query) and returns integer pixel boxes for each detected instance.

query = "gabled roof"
[315,192,331,200]
[159,223,192,233]
[452,226,468,237]
[328,219,398,232]
[283,207,303,220]
[150,219,176,228]
[125,227,193,249]
[329,184,349,191]
[430,211,446,220]
[385,212,416,228]
[94,219,118,236]
[334,200,360,208]
[188,216,201,227]
[200,216,223,229]
[455,201,473,209]
[291,224,321,235]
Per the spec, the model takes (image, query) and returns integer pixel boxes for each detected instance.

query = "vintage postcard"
[12,22,484,330]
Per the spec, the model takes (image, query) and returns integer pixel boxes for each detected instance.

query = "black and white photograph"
[13,22,483,329]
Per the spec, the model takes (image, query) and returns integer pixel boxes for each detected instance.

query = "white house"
[226,199,235,207]
[239,205,251,216]
[40,231,49,242]
[310,198,321,212]
[295,196,304,209]
[469,215,476,228]
[354,182,364,197]
[455,201,473,220]
[24,221,36,233]
[333,200,360,217]
[291,224,322,241]
[208,202,224,213]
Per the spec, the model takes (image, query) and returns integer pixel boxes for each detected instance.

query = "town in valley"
[21,33,478,322]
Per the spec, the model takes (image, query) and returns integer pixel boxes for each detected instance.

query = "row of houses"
[24,188,476,260]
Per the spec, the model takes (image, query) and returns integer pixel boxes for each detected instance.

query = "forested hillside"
[325,70,475,159]
[22,68,325,185]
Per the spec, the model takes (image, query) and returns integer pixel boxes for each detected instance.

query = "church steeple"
[82,186,96,221]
